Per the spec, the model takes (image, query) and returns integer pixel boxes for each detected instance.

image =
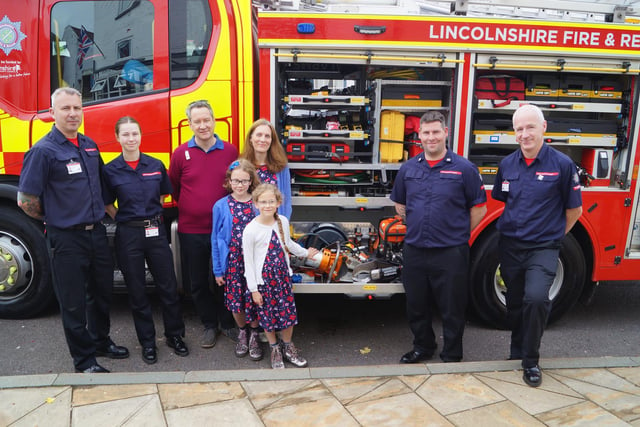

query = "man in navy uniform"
[391,111,487,364]
[18,87,129,373]
[492,104,582,387]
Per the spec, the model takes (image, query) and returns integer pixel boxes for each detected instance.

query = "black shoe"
[523,365,542,387]
[96,340,130,359]
[167,336,189,357]
[142,347,157,365]
[400,349,433,364]
[441,357,462,363]
[76,363,110,373]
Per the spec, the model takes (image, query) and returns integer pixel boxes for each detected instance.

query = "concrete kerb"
[0,356,638,389]
[539,356,639,369]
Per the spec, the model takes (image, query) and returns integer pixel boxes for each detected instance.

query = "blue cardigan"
[274,167,292,219]
[211,195,236,278]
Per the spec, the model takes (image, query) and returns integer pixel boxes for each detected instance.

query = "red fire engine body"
[1,0,639,328]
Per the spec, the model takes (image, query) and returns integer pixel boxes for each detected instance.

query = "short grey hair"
[51,87,82,108]
[186,100,214,121]
[513,104,545,126]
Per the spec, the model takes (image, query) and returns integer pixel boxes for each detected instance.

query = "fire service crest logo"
[0,16,27,56]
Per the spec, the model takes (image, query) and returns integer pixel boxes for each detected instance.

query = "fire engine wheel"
[469,229,585,330]
[0,206,54,318]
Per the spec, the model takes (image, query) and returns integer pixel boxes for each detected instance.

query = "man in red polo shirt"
[169,100,239,349]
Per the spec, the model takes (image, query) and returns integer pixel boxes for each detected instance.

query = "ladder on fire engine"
[254,0,640,23]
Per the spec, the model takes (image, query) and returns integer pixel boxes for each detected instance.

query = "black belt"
[68,223,99,231]
[120,216,163,228]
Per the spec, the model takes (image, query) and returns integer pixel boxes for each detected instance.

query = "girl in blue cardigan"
[211,159,262,361]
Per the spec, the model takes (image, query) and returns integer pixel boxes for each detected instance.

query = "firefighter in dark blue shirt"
[18,87,129,373]
[492,104,582,388]
[391,111,487,364]
[102,116,188,365]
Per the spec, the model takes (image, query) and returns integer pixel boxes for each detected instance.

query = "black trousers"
[46,224,113,371]
[402,243,469,361]
[498,235,560,368]
[178,232,234,330]
[115,224,185,347]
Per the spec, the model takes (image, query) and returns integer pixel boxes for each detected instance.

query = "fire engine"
[1,0,640,329]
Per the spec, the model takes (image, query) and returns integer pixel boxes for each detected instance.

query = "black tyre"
[0,205,54,318]
[469,228,585,329]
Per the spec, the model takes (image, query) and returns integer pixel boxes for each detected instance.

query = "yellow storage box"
[380,111,405,163]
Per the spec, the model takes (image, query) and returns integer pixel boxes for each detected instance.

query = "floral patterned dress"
[257,165,277,185]
[256,230,298,331]
[224,197,257,320]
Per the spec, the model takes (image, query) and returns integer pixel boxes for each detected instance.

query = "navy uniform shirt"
[18,126,106,228]
[491,143,582,243]
[390,148,486,248]
[102,153,172,222]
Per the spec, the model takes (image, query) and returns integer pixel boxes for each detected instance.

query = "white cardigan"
[242,216,308,292]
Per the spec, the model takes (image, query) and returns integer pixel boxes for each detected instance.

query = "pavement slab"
[72,383,158,406]
[553,375,640,422]
[478,375,585,415]
[415,373,505,415]
[71,393,165,427]
[10,386,71,427]
[322,376,389,404]
[447,400,545,426]
[242,379,330,410]
[346,392,452,426]
[158,382,245,410]
[610,367,640,388]
[550,368,640,394]
[348,377,412,405]
[478,369,584,397]
[398,374,429,391]
[260,396,359,427]
[0,386,69,426]
[536,401,630,427]
[164,398,262,427]
[0,358,638,426]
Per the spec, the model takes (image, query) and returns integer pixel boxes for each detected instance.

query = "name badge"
[145,226,159,238]
[66,161,82,174]
[501,180,510,192]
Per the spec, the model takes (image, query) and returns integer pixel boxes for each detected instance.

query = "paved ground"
[1,356,639,426]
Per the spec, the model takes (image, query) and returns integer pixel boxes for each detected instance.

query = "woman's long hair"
[240,118,288,173]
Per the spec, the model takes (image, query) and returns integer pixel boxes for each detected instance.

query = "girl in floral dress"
[211,159,263,360]
[242,184,319,369]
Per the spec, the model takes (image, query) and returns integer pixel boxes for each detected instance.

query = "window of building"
[116,0,140,18]
[117,39,131,59]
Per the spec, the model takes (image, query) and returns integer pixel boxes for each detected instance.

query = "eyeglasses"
[257,199,278,206]
[230,179,251,186]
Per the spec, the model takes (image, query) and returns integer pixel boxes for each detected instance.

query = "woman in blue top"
[239,119,292,218]
[103,116,188,365]
[211,159,262,361]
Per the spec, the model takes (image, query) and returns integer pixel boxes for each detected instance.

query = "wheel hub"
[0,233,33,298]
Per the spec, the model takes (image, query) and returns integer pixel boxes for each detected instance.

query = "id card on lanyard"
[66,160,82,174]
[145,226,159,238]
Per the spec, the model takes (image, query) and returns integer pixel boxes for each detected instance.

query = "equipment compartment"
[471,64,632,188]
[274,56,455,219]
